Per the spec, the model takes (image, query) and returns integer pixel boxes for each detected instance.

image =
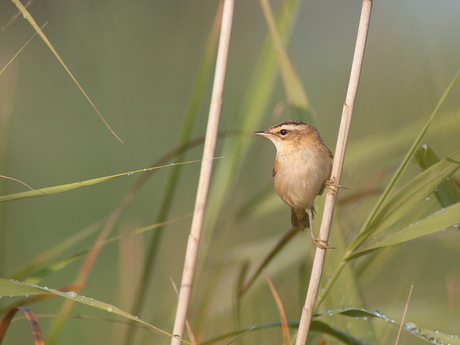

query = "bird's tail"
[291,207,313,230]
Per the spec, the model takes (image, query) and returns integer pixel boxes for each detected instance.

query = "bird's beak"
[254,130,269,137]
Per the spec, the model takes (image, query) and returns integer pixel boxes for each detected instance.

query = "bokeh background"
[1,0,459,344]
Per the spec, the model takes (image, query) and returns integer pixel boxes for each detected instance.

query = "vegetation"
[0,1,459,344]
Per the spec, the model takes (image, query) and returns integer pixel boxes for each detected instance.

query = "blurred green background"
[1,0,459,344]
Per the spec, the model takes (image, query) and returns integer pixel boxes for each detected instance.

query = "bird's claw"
[310,231,335,250]
[325,177,346,196]
[306,208,335,250]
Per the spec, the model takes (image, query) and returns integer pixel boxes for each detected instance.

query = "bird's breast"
[273,147,331,210]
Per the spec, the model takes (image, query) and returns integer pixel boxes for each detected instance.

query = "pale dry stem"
[294,1,374,344]
[169,1,235,344]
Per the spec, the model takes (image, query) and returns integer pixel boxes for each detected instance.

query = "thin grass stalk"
[170,1,235,343]
[263,272,291,345]
[294,1,373,344]
[11,0,122,142]
[394,285,413,345]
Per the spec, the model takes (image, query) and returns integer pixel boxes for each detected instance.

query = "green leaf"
[348,148,460,254]
[348,202,460,260]
[415,146,460,208]
[259,0,311,121]
[0,160,203,202]
[199,320,369,345]
[201,307,460,345]
[318,308,460,345]
[0,278,190,343]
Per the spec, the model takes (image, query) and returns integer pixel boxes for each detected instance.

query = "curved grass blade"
[264,272,291,345]
[0,278,191,344]
[348,202,460,260]
[0,284,87,315]
[318,308,460,345]
[0,159,209,202]
[415,146,460,208]
[348,148,460,253]
[201,306,459,345]
[200,320,369,345]
[0,307,44,345]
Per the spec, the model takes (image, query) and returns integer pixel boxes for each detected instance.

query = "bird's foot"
[310,228,335,250]
[325,177,347,196]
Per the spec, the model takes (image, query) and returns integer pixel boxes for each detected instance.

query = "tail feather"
[291,207,313,230]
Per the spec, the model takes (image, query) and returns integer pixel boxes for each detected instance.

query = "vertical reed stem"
[169,1,235,343]
[294,1,373,344]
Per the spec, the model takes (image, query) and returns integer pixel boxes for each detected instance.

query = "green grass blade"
[348,149,460,254]
[259,0,311,121]
[348,202,460,260]
[415,146,460,208]
[0,159,205,202]
[0,278,190,343]
[199,320,369,345]
[354,68,460,249]
[318,308,460,345]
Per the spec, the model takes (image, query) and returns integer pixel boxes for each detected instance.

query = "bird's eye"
[279,129,287,136]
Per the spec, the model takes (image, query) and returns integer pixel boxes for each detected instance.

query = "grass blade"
[0,279,190,343]
[11,0,122,142]
[349,202,460,260]
[414,146,460,208]
[263,271,291,345]
[354,68,460,250]
[259,0,311,120]
[348,148,460,253]
[0,159,207,202]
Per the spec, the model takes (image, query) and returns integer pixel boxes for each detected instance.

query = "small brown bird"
[255,120,333,249]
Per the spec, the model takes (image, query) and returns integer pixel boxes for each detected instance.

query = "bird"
[254,120,333,249]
